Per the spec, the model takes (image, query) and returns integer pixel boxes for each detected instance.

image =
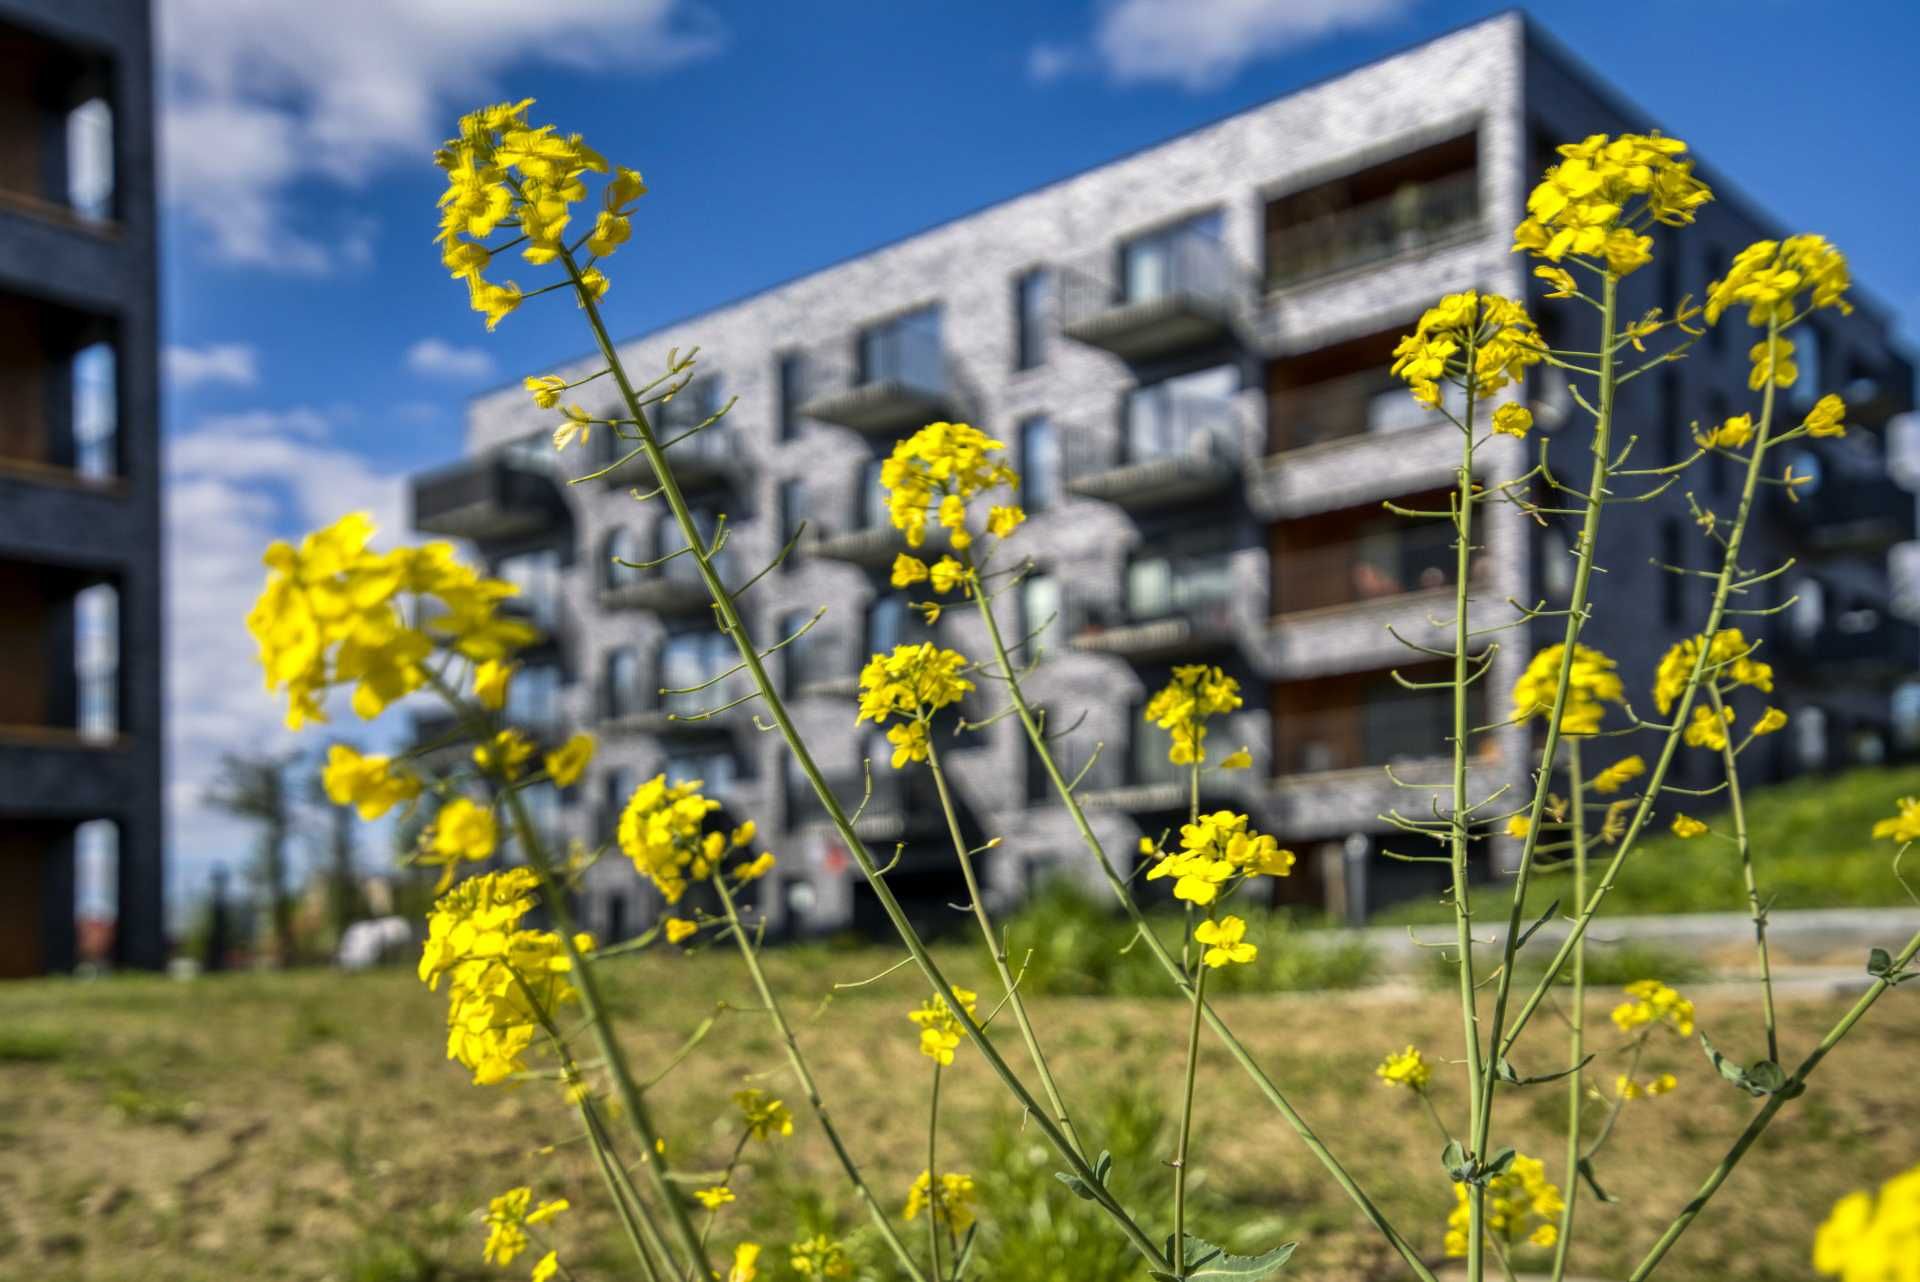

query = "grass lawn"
[2,933,1914,1282]
[1370,761,1920,927]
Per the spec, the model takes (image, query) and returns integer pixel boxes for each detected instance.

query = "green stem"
[709,873,930,1282]
[1172,943,1209,1271]
[1549,740,1587,1282]
[968,543,1438,1282]
[1709,683,1777,1062]
[926,1063,946,1282]
[578,1099,671,1282]
[1499,311,1786,1059]
[1626,924,1920,1280]
[924,726,1083,1157]
[555,249,1164,1272]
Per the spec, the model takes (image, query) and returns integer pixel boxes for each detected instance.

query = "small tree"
[206,751,297,967]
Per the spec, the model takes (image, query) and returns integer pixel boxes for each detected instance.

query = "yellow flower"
[879,421,1020,548]
[1218,748,1253,770]
[1391,290,1543,407]
[1652,627,1773,715]
[1492,403,1533,438]
[733,1088,794,1141]
[482,1187,569,1267]
[1683,704,1735,752]
[530,1252,560,1282]
[1872,797,1920,844]
[1444,1152,1564,1257]
[471,657,516,709]
[1748,335,1797,390]
[1376,1046,1432,1092]
[1802,393,1848,439]
[616,774,723,903]
[423,798,499,891]
[695,1186,735,1210]
[1611,979,1696,1037]
[545,733,595,787]
[1671,813,1708,839]
[1194,914,1257,968]
[1534,265,1578,298]
[474,728,535,779]
[891,554,929,588]
[886,720,930,769]
[1146,810,1291,905]
[1705,233,1852,328]
[321,744,422,820]
[903,1171,977,1232]
[987,504,1026,538]
[1510,644,1624,736]
[929,556,968,595]
[664,916,697,944]
[727,1242,761,1282]
[1696,413,1754,450]
[1814,1189,1877,1277]
[524,375,567,409]
[1144,664,1243,765]
[790,1234,852,1279]
[734,851,776,883]
[856,643,975,732]
[1813,1165,1920,1280]
[1512,132,1710,275]
[1590,755,1645,795]
[908,988,977,1066]
[1505,813,1532,839]
[1751,707,1787,737]
[1615,1072,1678,1101]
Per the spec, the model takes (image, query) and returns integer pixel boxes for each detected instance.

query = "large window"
[866,593,934,656]
[1014,269,1050,370]
[65,97,114,221]
[604,526,641,589]
[604,647,643,719]
[1019,416,1061,513]
[1126,365,1236,463]
[777,353,806,440]
[75,582,117,740]
[506,663,560,736]
[496,547,561,630]
[1120,212,1224,305]
[857,306,943,392]
[72,341,116,479]
[859,457,889,529]
[1019,571,1061,664]
[659,631,736,716]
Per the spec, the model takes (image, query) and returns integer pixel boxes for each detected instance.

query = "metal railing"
[1267,367,1452,454]
[1059,227,1245,332]
[1272,696,1479,778]
[1266,170,1480,289]
[1272,524,1463,616]
[1065,395,1239,479]
[796,315,962,428]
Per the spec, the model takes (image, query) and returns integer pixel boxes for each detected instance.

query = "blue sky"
[156,0,1920,915]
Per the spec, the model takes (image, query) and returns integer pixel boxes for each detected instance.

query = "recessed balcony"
[1069,562,1240,662]
[1059,222,1246,362]
[1064,405,1239,512]
[598,553,731,618]
[798,307,963,435]
[412,455,567,543]
[1780,450,1914,551]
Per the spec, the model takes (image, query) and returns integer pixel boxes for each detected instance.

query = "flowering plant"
[243,104,1920,1282]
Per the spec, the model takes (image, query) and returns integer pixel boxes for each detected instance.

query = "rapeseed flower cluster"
[1615,1072,1679,1101]
[904,1170,978,1232]
[1194,914,1257,968]
[1802,393,1849,439]
[908,987,979,1066]
[434,98,646,329]
[1872,797,1920,844]
[1705,234,1852,328]
[1445,1153,1564,1257]
[247,513,537,730]
[1512,132,1711,276]
[1510,643,1625,736]
[1652,627,1774,715]
[1145,810,1294,906]
[856,643,975,768]
[1144,664,1244,765]
[1376,1046,1433,1092]
[616,775,764,903]
[1611,979,1696,1038]
[482,1186,569,1274]
[421,796,500,892]
[321,744,421,819]
[418,870,592,1085]
[1815,1162,1920,1282]
[1590,754,1646,795]
[878,421,1021,550]
[789,1234,853,1279]
[732,1087,795,1142]
[1390,290,1544,409]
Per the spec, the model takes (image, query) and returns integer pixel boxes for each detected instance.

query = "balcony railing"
[600,549,736,616]
[1072,733,1257,814]
[1064,403,1240,511]
[797,322,962,434]
[1070,569,1239,661]
[1059,231,1246,361]
[1266,170,1480,290]
[1272,698,1472,779]
[787,767,945,843]
[599,669,751,737]
[412,455,568,542]
[1782,464,1915,551]
[1784,611,1920,671]
[1267,367,1453,455]
[1272,524,1461,617]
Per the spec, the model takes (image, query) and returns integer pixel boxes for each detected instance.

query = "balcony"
[1073,736,1260,816]
[1265,138,1481,291]
[412,455,567,543]
[1272,697,1466,781]
[594,384,741,489]
[1783,610,1920,673]
[784,634,858,700]
[599,551,733,617]
[1059,226,1246,362]
[1272,506,1460,619]
[787,766,945,843]
[798,309,962,435]
[1266,367,1444,456]
[1781,461,1914,551]
[1070,557,1240,661]
[1064,403,1239,512]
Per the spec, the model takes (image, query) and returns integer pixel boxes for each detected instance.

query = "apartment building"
[0,1,164,974]
[412,13,1916,939]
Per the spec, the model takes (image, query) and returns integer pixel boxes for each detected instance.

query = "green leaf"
[1515,898,1561,950]
[1867,946,1893,977]
[1495,1053,1593,1086]
[1576,1157,1619,1204]
[1095,1149,1114,1184]
[952,1224,978,1278]
[1053,1170,1097,1201]
[1171,1235,1298,1281]
[1484,1147,1517,1179]
[1442,1139,1471,1183]
[1699,1031,1799,1098]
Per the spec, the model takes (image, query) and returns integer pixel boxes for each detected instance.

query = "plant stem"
[924,728,1084,1157]
[1549,740,1587,1282]
[926,1064,946,1282]
[967,547,1439,1282]
[556,250,1164,1271]
[578,1098,671,1282]
[710,873,930,1282]
[1709,683,1778,1062]
[1626,925,1920,1280]
[1172,943,1209,1271]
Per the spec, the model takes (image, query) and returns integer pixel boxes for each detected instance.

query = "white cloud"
[158,1,726,273]
[163,407,413,908]
[163,342,259,390]
[406,337,497,381]
[1035,0,1412,91]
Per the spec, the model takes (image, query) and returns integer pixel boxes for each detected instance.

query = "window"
[858,306,943,393]
[659,632,735,716]
[1014,269,1050,370]
[1659,365,1685,466]
[506,663,560,735]
[1795,705,1829,771]
[658,507,719,583]
[866,593,933,655]
[1019,571,1061,664]
[1792,323,1824,409]
[1661,520,1685,625]
[604,526,641,589]
[65,97,114,221]
[1120,212,1223,305]
[1126,365,1236,462]
[859,457,889,529]
[496,547,561,629]
[605,893,630,943]
[778,480,807,563]
[779,608,819,694]
[1019,416,1061,514]
[667,748,741,793]
[75,582,117,740]
[777,353,806,440]
[603,767,635,838]
[72,342,116,479]
[604,647,643,720]
[1126,541,1235,623]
